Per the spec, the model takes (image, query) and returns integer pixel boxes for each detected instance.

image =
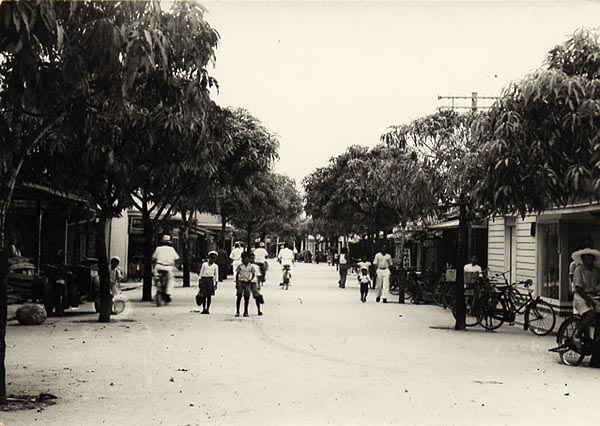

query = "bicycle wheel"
[477,290,506,331]
[557,317,585,366]
[432,279,446,307]
[451,294,479,327]
[525,300,556,336]
[443,283,456,309]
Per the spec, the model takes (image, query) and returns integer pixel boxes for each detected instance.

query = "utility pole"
[437,92,499,112]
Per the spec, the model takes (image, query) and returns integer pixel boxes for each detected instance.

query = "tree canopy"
[475,28,600,217]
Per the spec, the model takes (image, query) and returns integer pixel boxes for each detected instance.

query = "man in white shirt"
[373,245,393,303]
[152,235,180,302]
[230,242,244,275]
[463,256,483,284]
[253,242,269,284]
[277,242,295,267]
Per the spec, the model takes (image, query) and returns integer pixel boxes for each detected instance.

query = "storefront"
[487,202,600,316]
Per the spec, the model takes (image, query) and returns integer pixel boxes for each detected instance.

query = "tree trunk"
[246,223,253,253]
[220,210,227,249]
[141,211,154,302]
[95,218,112,323]
[454,194,469,331]
[0,246,8,404]
[181,212,190,288]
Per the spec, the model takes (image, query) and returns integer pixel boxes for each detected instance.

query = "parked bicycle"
[389,266,419,303]
[478,272,556,335]
[550,297,600,366]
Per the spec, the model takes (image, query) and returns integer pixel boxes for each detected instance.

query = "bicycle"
[279,265,292,290]
[550,297,600,366]
[154,270,170,307]
[389,267,420,303]
[478,272,556,335]
[451,277,493,327]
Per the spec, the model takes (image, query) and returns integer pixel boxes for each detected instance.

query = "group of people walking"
[335,245,394,304]
[193,241,297,317]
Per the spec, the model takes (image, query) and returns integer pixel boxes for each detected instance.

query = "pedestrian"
[373,245,393,303]
[338,247,349,288]
[277,242,295,287]
[249,252,265,304]
[463,255,483,284]
[334,251,339,270]
[109,256,124,297]
[358,265,371,302]
[230,242,243,276]
[152,235,180,304]
[235,252,262,317]
[570,246,600,366]
[253,242,269,286]
[198,251,219,314]
[216,245,229,282]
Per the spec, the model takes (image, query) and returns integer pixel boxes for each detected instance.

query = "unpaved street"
[1,262,598,426]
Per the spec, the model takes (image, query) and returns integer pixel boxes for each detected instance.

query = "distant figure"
[230,242,243,275]
[463,256,483,284]
[358,264,372,303]
[338,247,349,288]
[253,242,269,285]
[109,256,124,297]
[216,246,228,282]
[152,235,180,303]
[373,245,393,303]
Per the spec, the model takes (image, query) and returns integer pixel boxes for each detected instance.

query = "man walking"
[253,242,269,286]
[373,245,393,303]
[230,242,243,277]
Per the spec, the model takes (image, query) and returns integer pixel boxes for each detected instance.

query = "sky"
[200,0,600,186]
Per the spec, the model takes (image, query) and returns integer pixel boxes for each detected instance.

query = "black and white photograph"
[0,0,599,424]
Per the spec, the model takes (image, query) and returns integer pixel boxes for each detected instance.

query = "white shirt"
[373,253,392,269]
[278,248,295,266]
[253,247,268,263]
[152,246,179,267]
[199,262,219,281]
[339,254,348,265]
[230,247,243,262]
[463,263,483,274]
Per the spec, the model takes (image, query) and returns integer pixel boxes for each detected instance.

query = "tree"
[475,28,600,217]
[303,146,397,257]
[381,110,483,330]
[376,145,440,266]
[228,172,302,249]
[210,107,279,248]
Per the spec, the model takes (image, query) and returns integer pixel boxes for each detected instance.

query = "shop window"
[541,223,559,299]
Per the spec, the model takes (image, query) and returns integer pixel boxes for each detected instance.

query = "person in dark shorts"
[235,252,262,317]
[198,251,219,314]
[358,265,371,302]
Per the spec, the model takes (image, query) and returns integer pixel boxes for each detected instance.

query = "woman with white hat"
[571,246,600,365]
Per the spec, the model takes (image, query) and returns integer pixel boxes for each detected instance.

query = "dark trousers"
[338,264,348,288]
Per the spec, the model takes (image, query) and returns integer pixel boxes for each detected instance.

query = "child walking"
[198,251,219,314]
[358,265,371,303]
[235,252,262,317]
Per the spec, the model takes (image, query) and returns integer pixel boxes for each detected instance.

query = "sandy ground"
[1,261,599,426]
